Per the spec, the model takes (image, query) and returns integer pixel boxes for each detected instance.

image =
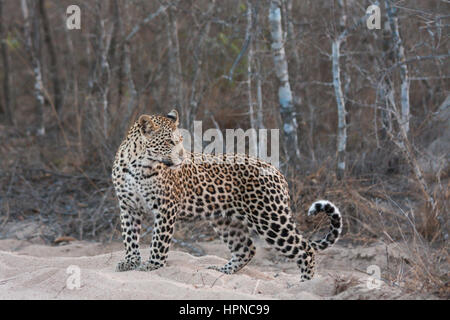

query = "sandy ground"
[0,238,438,300]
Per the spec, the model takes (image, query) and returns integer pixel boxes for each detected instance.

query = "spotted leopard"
[112,110,342,281]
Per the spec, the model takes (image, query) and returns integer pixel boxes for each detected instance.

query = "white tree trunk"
[330,4,376,178]
[21,0,45,135]
[377,19,396,142]
[386,0,410,135]
[332,39,347,179]
[268,0,300,163]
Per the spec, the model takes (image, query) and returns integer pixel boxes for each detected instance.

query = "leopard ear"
[138,115,159,135]
[166,109,179,126]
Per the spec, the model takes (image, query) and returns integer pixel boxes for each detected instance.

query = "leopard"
[112,110,342,281]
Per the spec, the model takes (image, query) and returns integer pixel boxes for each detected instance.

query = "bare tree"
[0,0,13,124]
[385,0,410,136]
[21,0,45,135]
[120,1,169,128]
[331,3,378,179]
[268,0,300,164]
[382,96,445,238]
[121,1,137,131]
[284,0,301,86]
[237,1,267,159]
[125,3,169,43]
[246,0,258,153]
[253,1,266,132]
[188,0,216,128]
[89,1,112,138]
[166,4,185,126]
[376,18,396,143]
[108,0,123,110]
[38,0,62,113]
[332,0,349,180]
[332,39,347,180]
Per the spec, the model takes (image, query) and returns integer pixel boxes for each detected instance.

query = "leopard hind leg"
[207,217,256,274]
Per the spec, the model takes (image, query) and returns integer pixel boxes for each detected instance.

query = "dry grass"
[285,162,449,298]
[331,274,361,295]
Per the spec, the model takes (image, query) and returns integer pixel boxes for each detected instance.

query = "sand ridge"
[0,239,436,299]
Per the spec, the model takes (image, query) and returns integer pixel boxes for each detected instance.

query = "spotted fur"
[112,110,343,281]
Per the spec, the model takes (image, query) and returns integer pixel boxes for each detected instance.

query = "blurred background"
[0,0,448,296]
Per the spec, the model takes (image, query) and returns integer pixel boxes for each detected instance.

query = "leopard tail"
[307,200,343,251]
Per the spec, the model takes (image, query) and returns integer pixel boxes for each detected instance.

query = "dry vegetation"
[0,0,448,298]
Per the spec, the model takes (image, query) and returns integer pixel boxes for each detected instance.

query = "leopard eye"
[166,139,175,146]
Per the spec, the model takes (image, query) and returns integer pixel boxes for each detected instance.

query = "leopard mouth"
[160,158,183,168]
[160,159,174,166]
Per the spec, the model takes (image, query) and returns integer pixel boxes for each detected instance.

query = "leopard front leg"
[116,204,142,272]
[138,206,177,271]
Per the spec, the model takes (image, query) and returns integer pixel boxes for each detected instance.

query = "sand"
[0,238,437,300]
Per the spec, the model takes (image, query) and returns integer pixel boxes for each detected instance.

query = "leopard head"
[138,109,185,167]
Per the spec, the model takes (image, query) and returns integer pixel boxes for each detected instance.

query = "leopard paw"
[115,257,141,272]
[137,261,163,272]
[207,265,233,274]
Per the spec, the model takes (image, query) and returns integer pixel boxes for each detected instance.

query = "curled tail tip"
[308,200,340,217]
[308,200,343,251]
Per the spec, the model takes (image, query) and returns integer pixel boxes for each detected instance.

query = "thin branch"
[224,2,255,81]
[124,3,170,43]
